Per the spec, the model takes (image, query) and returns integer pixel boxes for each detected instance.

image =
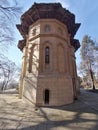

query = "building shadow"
[0,89,98,130]
[18,106,98,130]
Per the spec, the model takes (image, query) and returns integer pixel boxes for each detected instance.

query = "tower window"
[28,48,33,73]
[58,27,63,35]
[44,24,51,32]
[32,28,36,36]
[45,47,50,64]
[44,89,50,104]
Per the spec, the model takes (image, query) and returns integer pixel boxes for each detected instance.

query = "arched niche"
[57,43,65,73]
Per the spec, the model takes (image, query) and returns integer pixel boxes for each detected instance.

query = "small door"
[44,89,49,104]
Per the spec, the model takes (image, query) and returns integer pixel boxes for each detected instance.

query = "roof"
[17,3,80,51]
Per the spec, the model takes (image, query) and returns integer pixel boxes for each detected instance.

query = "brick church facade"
[17,3,80,106]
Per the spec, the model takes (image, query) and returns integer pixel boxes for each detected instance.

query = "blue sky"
[5,0,98,68]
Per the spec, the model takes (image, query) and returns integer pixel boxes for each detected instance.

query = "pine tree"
[80,35,98,90]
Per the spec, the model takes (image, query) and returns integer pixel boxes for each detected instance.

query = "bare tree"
[0,0,21,90]
[0,0,21,50]
[0,54,20,90]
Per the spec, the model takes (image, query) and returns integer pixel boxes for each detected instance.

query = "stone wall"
[36,74,73,106]
[20,19,79,106]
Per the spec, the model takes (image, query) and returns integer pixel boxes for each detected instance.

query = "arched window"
[44,24,51,32]
[44,89,50,104]
[45,47,50,64]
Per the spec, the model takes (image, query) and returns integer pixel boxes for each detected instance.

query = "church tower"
[17,3,80,106]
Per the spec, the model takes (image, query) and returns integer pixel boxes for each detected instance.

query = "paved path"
[0,89,98,130]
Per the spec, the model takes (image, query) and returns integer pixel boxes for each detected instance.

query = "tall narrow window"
[28,47,33,73]
[32,28,36,36]
[44,89,50,104]
[45,47,50,64]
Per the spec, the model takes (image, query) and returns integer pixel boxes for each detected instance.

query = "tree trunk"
[90,69,96,90]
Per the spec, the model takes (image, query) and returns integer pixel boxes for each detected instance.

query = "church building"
[17,3,80,106]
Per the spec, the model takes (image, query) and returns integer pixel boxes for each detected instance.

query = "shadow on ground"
[0,89,98,130]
